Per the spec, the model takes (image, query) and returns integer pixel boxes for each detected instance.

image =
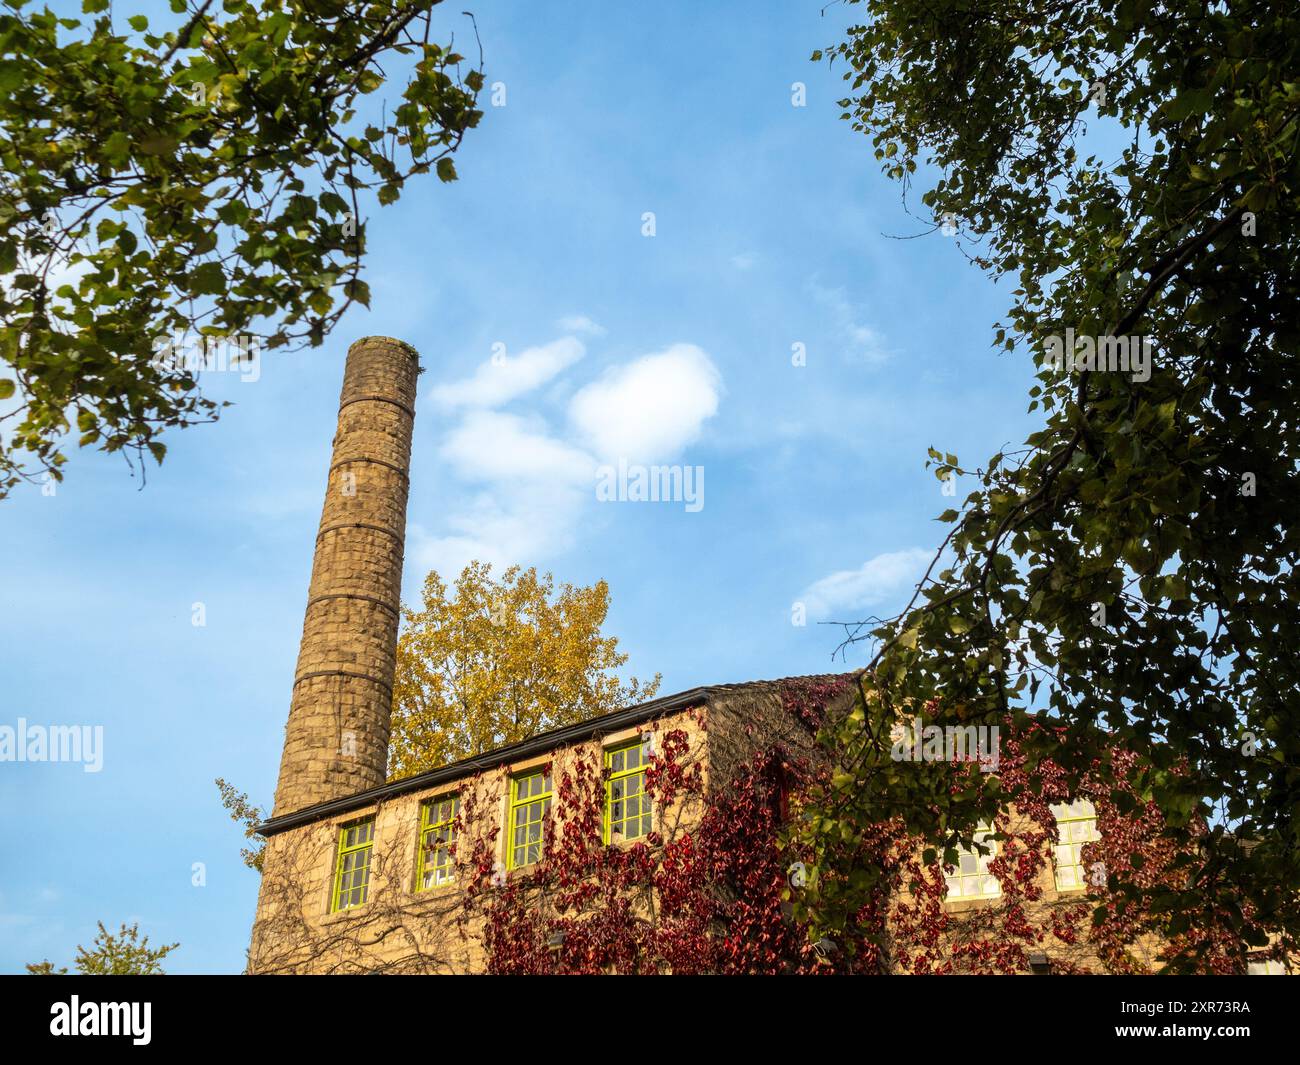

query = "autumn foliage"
[389,562,661,777]
[435,681,1288,974]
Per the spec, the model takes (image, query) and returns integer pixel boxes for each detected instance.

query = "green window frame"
[604,737,652,844]
[508,768,552,869]
[330,818,375,912]
[1050,800,1100,891]
[416,794,460,890]
[943,823,1000,900]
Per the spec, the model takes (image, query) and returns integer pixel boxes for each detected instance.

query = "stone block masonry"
[270,336,419,817]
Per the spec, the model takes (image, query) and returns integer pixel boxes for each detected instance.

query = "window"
[605,737,652,844]
[331,818,375,912]
[417,795,459,890]
[508,769,552,869]
[944,824,1000,900]
[1247,956,1289,975]
[1050,800,1100,891]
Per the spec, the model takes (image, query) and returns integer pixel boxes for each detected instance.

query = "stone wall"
[249,706,711,974]
[701,676,852,795]
[271,336,419,817]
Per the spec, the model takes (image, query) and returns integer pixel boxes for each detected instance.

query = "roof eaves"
[253,684,715,838]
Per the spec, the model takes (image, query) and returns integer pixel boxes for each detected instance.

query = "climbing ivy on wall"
[444,681,1290,974]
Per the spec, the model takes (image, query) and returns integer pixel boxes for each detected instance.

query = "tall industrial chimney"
[270,336,419,816]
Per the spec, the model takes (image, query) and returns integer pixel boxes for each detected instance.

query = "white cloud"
[800,547,934,618]
[411,335,725,575]
[408,485,589,577]
[430,336,585,409]
[555,314,607,337]
[439,409,595,485]
[568,343,722,463]
[411,409,597,577]
[730,253,757,271]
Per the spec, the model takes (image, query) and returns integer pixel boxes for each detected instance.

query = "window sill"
[602,834,655,851]
[943,895,1003,913]
[411,881,461,899]
[320,903,372,925]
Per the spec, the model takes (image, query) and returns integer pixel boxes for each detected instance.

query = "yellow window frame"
[943,823,1001,900]
[604,736,652,844]
[416,794,459,890]
[1050,800,1100,892]
[330,817,375,912]
[507,768,552,869]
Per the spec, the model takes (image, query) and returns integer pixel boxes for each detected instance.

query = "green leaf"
[103,131,131,166]
[188,262,225,295]
[343,279,371,308]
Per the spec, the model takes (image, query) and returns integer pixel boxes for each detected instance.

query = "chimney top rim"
[348,335,420,362]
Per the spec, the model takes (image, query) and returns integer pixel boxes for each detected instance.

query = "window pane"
[943,826,1000,900]
[604,743,653,844]
[417,796,459,891]
[333,820,374,910]
[1051,801,1099,891]
[509,774,551,867]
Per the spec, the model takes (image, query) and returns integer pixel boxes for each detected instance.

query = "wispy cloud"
[429,336,586,409]
[555,314,607,337]
[800,547,933,618]
[439,409,594,485]
[807,278,893,367]
[411,333,724,576]
[409,483,591,577]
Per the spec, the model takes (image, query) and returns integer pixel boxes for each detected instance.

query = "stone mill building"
[246,337,1291,976]
[246,336,841,973]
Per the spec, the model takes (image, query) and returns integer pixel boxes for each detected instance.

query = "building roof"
[254,673,855,838]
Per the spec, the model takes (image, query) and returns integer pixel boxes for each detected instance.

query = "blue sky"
[0,0,1040,972]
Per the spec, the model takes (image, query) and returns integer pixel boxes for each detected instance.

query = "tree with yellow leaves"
[388,562,661,779]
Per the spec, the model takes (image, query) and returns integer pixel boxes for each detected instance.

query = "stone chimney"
[270,336,418,816]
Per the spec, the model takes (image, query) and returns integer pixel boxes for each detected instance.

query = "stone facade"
[250,666,1285,974]
[248,336,1288,976]
[248,674,1189,975]
[271,335,418,817]
[248,683,806,974]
